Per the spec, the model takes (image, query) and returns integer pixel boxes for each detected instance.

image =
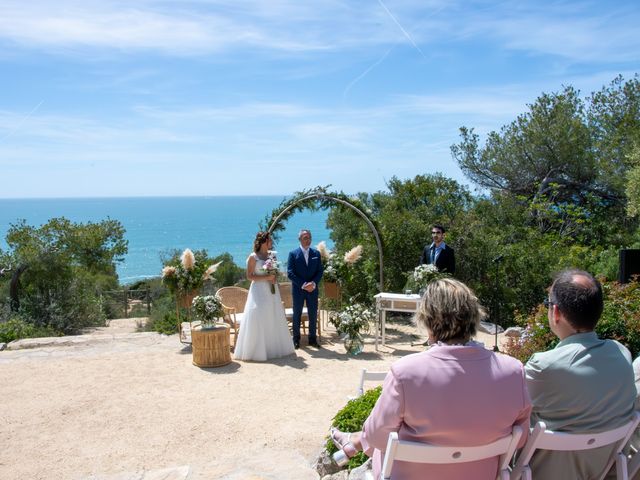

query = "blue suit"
[287,246,323,344]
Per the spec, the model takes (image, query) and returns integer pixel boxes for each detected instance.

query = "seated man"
[525,269,636,479]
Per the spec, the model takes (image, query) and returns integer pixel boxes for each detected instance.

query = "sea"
[0,197,332,285]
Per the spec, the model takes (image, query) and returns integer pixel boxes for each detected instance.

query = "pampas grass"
[181,249,195,270]
[344,245,363,265]
[316,241,330,261]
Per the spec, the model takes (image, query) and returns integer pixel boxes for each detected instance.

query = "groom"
[287,229,323,349]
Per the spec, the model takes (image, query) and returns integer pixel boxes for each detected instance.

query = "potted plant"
[191,294,224,329]
[161,248,220,307]
[317,242,363,300]
[329,302,376,355]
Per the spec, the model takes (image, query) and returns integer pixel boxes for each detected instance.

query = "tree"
[327,174,473,293]
[627,145,640,217]
[1,217,127,332]
[452,75,640,245]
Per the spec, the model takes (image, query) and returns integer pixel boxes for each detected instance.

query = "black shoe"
[294,341,300,349]
[309,341,321,348]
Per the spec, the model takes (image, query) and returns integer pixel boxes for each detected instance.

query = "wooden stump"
[191,325,231,368]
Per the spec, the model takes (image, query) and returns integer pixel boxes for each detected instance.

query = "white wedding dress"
[233,253,295,361]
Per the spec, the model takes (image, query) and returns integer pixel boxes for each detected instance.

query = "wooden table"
[191,324,231,367]
[374,292,421,348]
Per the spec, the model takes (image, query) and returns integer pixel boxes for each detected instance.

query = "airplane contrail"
[377,0,428,60]
[0,100,44,143]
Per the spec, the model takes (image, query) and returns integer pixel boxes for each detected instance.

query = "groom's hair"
[298,229,311,240]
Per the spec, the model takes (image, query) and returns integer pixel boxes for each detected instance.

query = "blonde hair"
[415,278,485,342]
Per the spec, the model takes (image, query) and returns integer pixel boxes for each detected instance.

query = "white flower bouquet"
[191,294,224,328]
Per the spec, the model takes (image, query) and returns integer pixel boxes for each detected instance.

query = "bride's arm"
[246,254,276,283]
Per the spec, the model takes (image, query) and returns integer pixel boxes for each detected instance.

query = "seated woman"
[331,278,531,479]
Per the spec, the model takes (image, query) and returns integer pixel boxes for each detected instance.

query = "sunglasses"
[543,297,554,308]
[431,231,442,235]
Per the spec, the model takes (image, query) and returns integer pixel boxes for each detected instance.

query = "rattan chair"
[216,286,249,347]
[278,282,321,338]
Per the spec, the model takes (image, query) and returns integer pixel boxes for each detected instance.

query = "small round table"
[191,324,231,367]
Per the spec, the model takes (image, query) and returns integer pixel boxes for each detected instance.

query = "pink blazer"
[360,343,531,480]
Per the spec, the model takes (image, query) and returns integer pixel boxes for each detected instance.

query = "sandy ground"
[0,315,508,480]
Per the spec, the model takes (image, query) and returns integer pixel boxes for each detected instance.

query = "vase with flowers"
[406,264,446,295]
[329,302,375,355]
[191,294,224,329]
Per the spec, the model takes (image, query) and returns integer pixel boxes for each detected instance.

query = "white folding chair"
[511,411,640,480]
[350,368,387,399]
[371,425,524,480]
[628,444,640,479]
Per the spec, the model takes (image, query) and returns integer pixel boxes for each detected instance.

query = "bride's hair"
[253,231,270,253]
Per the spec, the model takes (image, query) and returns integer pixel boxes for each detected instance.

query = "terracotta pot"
[324,281,341,299]
[177,290,198,308]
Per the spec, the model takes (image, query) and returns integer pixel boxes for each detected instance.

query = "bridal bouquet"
[262,251,279,294]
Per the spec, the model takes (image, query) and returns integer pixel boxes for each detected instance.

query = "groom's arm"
[287,252,304,289]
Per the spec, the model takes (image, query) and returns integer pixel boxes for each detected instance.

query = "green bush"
[505,279,640,363]
[0,317,60,343]
[326,386,382,469]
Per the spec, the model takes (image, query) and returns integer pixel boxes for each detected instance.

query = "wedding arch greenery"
[261,186,385,291]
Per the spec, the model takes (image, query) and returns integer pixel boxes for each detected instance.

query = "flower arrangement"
[317,241,363,283]
[191,294,224,328]
[161,248,220,295]
[329,302,375,339]
[262,250,279,294]
[406,264,446,293]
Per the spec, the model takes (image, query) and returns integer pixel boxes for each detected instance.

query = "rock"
[478,321,504,335]
[504,326,524,338]
[315,449,343,478]
[347,458,372,479]
[322,471,348,480]
[0,342,5,351]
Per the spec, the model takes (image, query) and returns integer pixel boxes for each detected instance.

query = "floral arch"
[264,187,384,291]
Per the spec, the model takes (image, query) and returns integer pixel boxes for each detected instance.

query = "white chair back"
[510,411,640,480]
[353,369,387,398]
[380,425,524,480]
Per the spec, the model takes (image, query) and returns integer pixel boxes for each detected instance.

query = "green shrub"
[598,280,640,357]
[0,317,60,343]
[326,386,382,469]
[505,279,640,363]
[149,311,180,335]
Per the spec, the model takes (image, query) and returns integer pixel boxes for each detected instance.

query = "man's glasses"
[543,297,554,308]
[431,231,442,235]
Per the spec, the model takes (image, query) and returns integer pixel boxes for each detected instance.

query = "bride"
[233,231,295,361]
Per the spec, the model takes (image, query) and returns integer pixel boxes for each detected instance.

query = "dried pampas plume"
[344,245,363,265]
[162,266,176,277]
[316,241,330,261]
[202,261,222,280]
[181,249,196,270]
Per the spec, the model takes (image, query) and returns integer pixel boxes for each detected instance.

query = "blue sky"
[0,0,639,198]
